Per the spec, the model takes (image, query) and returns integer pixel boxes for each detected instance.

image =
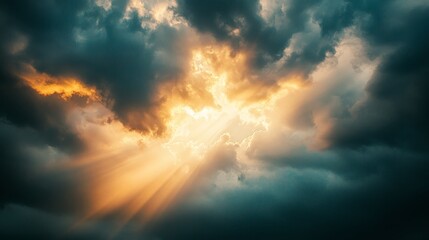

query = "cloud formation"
[1,0,429,239]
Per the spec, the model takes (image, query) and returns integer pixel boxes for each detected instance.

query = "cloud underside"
[1,0,429,239]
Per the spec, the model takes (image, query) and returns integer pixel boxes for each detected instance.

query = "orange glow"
[37,44,306,232]
[19,65,98,100]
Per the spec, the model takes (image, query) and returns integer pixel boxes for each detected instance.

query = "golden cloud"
[18,64,99,101]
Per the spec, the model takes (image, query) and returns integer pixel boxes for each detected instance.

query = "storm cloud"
[1,0,429,239]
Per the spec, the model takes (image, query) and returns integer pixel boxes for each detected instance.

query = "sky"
[1,0,429,239]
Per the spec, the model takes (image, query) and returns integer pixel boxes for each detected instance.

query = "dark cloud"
[148,147,429,240]
[1,0,429,239]
[0,68,83,153]
[176,0,285,68]
[0,0,188,223]
[175,0,354,76]
[0,204,143,240]
[0,2,81,152]
[0,122,89,213]
[0,0,190,135]
[324,4,429,151]
[0,1,88,213]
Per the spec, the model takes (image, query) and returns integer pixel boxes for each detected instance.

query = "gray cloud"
[148,146,429,240]
[175,0,355,77]
[323,3,429,151]
[0,204,144,240]
[1,0,429,239]
[0,0,191,135]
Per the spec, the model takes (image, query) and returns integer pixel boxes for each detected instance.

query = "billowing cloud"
[1,0,429,239]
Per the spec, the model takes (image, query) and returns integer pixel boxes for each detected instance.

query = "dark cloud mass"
[1,0,429,239]
[176,0,347,75]
[1,0,190,135]
[327,5,429,151]
[150,149,429,240]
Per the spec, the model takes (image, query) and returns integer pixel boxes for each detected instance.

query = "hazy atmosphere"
[1,0,429,239]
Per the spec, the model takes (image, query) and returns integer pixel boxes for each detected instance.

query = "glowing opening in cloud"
[65,46,291,225]
[19,44,304,231]
[12,26,378,238]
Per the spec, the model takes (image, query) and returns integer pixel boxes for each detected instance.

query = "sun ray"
[61,44,305,234]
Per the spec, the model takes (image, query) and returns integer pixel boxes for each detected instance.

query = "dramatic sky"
[1,0,429,239]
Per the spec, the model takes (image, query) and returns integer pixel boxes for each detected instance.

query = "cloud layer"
[1,0,429,239]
